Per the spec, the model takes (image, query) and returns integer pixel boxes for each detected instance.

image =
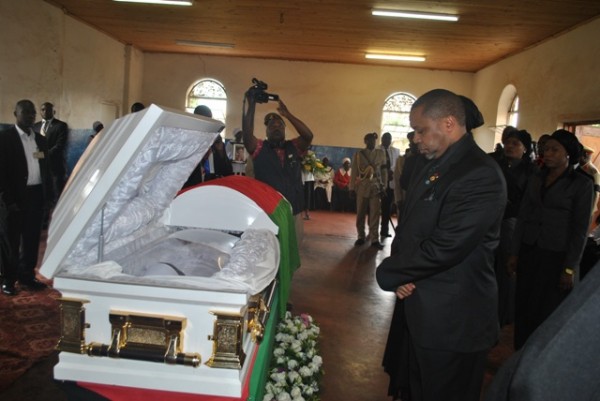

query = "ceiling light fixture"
[365,54,426,62]
[113,0,193,6]
[176,40,235,48]
[372,9,458,22]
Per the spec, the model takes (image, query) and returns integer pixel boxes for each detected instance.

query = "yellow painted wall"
[141,54,473,147]
[473,17,600,151]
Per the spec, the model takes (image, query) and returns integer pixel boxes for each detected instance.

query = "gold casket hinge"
[247,281,277,343]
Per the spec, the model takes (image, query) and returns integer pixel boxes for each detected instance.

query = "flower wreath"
[263,311,324,401]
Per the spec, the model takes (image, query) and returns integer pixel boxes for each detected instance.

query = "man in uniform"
[350,132,387,250]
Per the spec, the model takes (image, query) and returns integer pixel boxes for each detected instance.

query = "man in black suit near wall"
[34,102,68,205]
[0,100,50,296]
[376,89,507,401]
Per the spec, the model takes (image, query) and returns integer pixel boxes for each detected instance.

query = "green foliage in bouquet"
[301,150,327,174]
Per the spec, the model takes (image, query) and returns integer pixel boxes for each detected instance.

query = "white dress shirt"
[16,125,42,185]
[379,145,400,190]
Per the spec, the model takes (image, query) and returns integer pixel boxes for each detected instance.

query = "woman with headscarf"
[493,129,538,326]
[333,157,352,212]
[508,129,594,350]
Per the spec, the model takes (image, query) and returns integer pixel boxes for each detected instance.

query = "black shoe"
[19,278,48,291]
[1,282,17,296]
[354,238,366,246]
[371,241,384,250]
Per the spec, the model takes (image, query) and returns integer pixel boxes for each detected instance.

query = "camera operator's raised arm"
[240,77,313,217]
[242,90,258,154]
[277,100,313,152]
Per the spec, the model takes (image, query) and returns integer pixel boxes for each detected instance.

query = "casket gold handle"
[86,312,201,367]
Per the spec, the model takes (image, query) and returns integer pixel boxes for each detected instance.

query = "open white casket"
[40,105,282,398]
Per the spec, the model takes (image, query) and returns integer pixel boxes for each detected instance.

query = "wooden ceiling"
[45,0,600,73]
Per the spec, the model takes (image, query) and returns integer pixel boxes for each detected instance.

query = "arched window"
[495,84,519,148]
[186,78,227,127]
[381,92,417,153]
[507,95,519,128]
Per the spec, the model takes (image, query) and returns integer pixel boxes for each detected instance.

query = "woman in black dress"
[493,128,538,327]
[508,129,594,350]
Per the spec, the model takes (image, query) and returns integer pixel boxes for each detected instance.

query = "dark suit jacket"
[377,133,507,353]
[0,126,50,210]
[34,118,68,177]
[510,167,593,270]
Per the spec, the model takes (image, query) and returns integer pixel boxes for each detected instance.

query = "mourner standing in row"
[333,157,353,212]
[350,132,387,250]
[493,129,538,327]
[508,129,593,350]
[0,100,50,296]
[34,102,68,205]
[379,132,400,239]
[377,89,506,401]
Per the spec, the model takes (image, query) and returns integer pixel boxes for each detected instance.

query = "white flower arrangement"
[263,311,324,401]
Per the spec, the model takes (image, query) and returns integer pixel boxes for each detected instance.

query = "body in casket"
[40,105,293,399]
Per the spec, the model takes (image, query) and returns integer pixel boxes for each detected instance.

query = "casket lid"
[40,104,224,278]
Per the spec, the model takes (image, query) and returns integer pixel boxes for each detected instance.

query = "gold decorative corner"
[206,311,245,369]
[58,297,90,354]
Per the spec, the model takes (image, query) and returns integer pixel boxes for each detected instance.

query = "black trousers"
[50,169,67,206]
[380,187,394,235]
[303,181,314,212]
[514,244,570,350]
[408,338,488,401]
[5,185,44,283]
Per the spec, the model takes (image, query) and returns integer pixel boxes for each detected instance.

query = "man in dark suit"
[376,89,507,401]
[34,102,68,204]
[0,100,50,296]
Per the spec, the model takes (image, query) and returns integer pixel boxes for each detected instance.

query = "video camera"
[248,78,279,104]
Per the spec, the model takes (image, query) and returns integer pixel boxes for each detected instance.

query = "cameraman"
[242,83,314,219]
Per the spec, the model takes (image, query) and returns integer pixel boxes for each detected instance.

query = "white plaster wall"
[61,16,127,128]
[0,0,129,129]
[473,16,600,151]
[0,0,63,121]
[124,46,145,115]
[142,54,473,147]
